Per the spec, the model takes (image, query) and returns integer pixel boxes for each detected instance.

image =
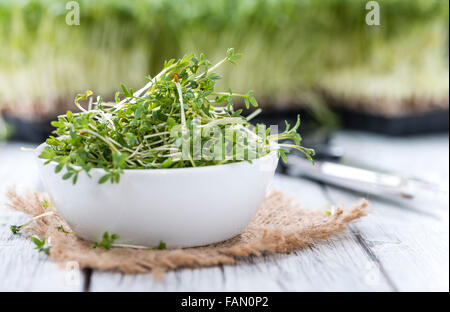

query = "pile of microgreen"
[39,49,314,184]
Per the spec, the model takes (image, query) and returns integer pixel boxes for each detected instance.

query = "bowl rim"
[36,143,279,175]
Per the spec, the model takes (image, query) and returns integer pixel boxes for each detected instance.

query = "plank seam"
[348,225,399,292]
[82,268,92,292]
[319,183,399,292]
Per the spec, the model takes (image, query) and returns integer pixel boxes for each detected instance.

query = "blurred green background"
[0,0,448,139]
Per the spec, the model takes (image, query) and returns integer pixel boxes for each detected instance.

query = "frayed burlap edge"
[6,189,368,275]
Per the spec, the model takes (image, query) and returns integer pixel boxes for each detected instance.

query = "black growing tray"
[3,114,54,144]
[252,108,449,136]
[3,108,449,144]
[335,108,449,136]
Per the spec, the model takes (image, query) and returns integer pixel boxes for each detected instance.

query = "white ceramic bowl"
[36,144,278,248]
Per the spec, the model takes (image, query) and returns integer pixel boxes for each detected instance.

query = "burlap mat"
[6,189,368,275]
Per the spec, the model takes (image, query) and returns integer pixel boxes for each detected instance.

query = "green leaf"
[62,172,73,180]
[56,225,73,234]
[41,200,51,209]
[249,96,258,107]
[156,241,167,250]
[244,98,250,109]
[54,163,64,174]
[32,236,43,247]
[10,225,21,235]
[31,236,50,254]
[161,158,173,168]
[98,174,110,184]
[66,110,73,121]
[91,231,120,250]
[114,91,121,103]
[120,84,130,97]
[72,173,78,185]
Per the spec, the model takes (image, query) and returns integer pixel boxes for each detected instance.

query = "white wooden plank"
[324,131,449,291]
[90,176,392,291]
[325,186,449,292]
[0,143,44,206]
[0,210,85,291]
[0,143,84,291]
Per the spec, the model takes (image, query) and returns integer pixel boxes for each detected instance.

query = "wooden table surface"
[0,131,448,292]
